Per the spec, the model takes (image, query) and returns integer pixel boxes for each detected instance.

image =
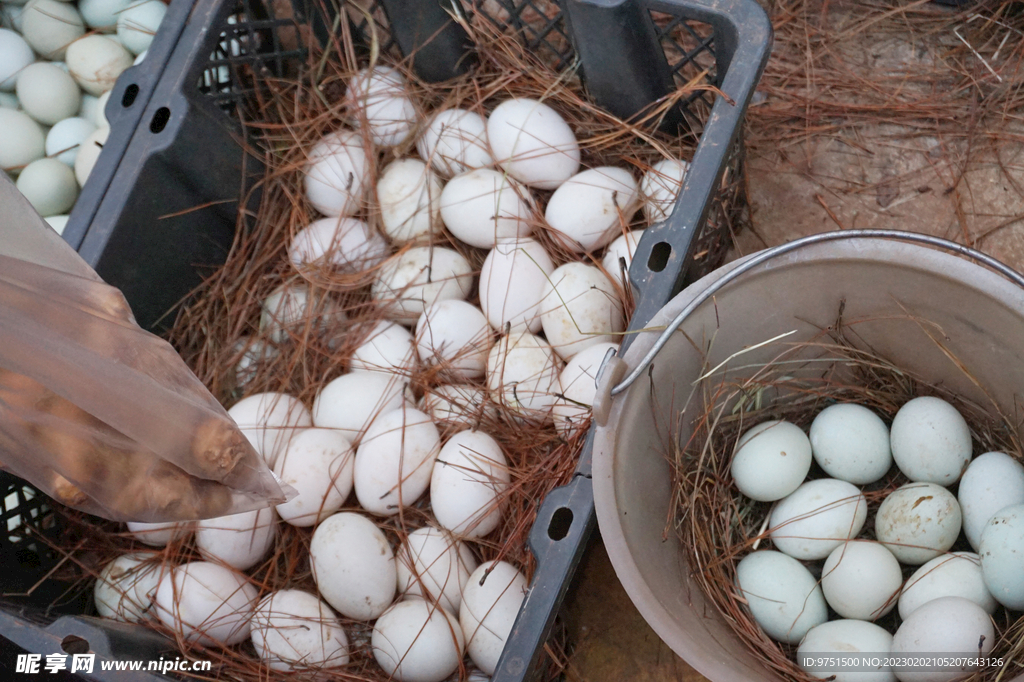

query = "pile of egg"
[92,65,692,681]
[0,0,167,232]
[731,397,1024,682]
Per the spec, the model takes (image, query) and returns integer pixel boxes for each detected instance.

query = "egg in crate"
[418,108,494,177]
[487,98,580,189]
[730,420,812,502]
[309,512,397,621]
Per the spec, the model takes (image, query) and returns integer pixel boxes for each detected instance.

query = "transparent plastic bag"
[0,175,287,522]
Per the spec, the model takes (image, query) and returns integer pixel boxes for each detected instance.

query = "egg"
[21,0,84,59]
[821,541,902,620]
[0,28,33,91]
[798,620,895,682]
[373,598,465,682]
[552,341,618,438]
[16,158,78,216]
[309,512,397,620]
[353,405,441,515]
[979,503,1024,609]
[0,108,45,170]
[16,62,81,125]
[601,228,645,278]
[769,478,867,560]
[259,283,347,343]
[731,420,812,502]
[898,552,996,618]
[890,596,993,682]
[544,167,639,252]
[539,262,624,360]
[420,384,498,429]
[439,168,533,248]
[79,0,135,30]
[274,428,354,527]
[346,66,417,147]
[486,331,562,420]
[640,158,689,224]
[377,158,443,244]
[809,403,892,484]
[875,482,961,565]
[890,396,972,485]
[396,527,478,614]
[66,35,133,95]
[227,392,312,467]
[126,520,188,547]
[74,125,107,185]
[417,108,494,177]
[460,561,527,675]
[251,589,350,672]
[957,451,1024,550]
[116,0,166,55]
[479,237,554,334]
[93,89,111,128]
[486,98,579,189]
[288,216,389,273]
[133,50,147,65]
[350,321,418,377]
[78,93,99,121]
[312,371,412,441]
[304,129,369,217]
[45,214,69,234]
[735,550,827,644]
[430,430,510,538]
[154,561,258,646]
[94,553,163,623]
[45,116,97,166]
[416,299,494,380]
[196,506,277,571]
[371,246,474,322]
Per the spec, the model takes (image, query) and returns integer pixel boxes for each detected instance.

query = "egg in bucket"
[591,231,1024,682]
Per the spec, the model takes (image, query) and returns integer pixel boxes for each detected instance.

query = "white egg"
[957,451,1024,549]
[353,405,441,515]
[232,336,277,387]
[640,158,689,224]
[810,403,893,484]
[79,0,135,30]
[418,108,494,177]
[310,512,397,620]
[890,597,993,682]
[251,589,350,672]
[227,392,312,467]
[735,550,827,644]
[420,384,498,430]
[431,430,510,537]
[74,125,108,185]
[78,93,99,121]
[486,331,562,420]
[797,620,895,682]
[351,321,417,377]
[44,214,69,234]
[126,520,188,547]
[16,62,80,125]
[979,503,1024,609]
[371,246,474,322]
[46,116,97,166]
[377,158,443,244]
[21,0,84,59]
[274,428,354,527]
[890,396,972,485]
[94,553,163,623]
[16,157,78,215]
[288,216,388,273]
[486,98,579,189]
[601,228,645,278]
[821,541,902,620]
[196,506,277,571]
[539,262,624,360]
[439,168,533,249]
[93,89,111,127]
[312,371,412,441]
[0,28,33,91]
[397,527,478,614]
[898,552,996,619]
[544,167,639,252]
[346,66,417,147]
[552,341,618,438]
[373,598,465,682]
[66,35,133,95]
[875,482,961,565]
[0,108,45,170]
[416,300,494,380]
[460,561,527,675]
[479,237,554,334]
[154,561,258,646]
[259,283,347,343]
[116,0,166,55]
[769,478,867,560]
[731,420,812,502]
[304,129,369,217]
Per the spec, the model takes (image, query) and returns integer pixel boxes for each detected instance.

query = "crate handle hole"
[150,107,171,133]
[648,241,672,272]
[61,635,89,655]
[548,507,573,540]
[121,84,139,108]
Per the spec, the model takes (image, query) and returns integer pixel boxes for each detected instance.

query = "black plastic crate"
[1,0,771,678]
